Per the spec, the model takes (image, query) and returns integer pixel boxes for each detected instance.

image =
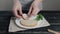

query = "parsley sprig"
[35,14,43,21]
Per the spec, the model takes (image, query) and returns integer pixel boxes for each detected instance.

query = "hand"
[13,0,23,19]
[28,0,42,17]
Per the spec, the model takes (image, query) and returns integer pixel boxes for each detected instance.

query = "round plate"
[15,18,43,29]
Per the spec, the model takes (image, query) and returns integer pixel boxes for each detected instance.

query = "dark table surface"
[0,10,60,34]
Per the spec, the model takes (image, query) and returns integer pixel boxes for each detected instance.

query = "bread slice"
[20,20,38,27]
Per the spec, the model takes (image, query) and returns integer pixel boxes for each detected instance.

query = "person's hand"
[13,0,23,19]
[28,0,42,17]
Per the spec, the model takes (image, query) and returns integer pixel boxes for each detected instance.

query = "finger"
[28,5,33,16]
[13,9,22,19]
[19,7,24,18]
[19,7,23,16]
[31,8,40,16]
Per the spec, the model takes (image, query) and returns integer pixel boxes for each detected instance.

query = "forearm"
[13,0,20,3]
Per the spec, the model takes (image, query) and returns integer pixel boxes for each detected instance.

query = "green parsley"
[35,14,43,21]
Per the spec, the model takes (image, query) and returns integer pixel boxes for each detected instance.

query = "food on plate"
[20,14,43,27]
[22,14,29,20]
[20,20,38,27]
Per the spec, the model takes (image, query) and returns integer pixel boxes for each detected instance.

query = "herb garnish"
[35,14,43,21]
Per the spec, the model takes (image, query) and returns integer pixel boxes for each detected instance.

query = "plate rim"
[15,18,43,29]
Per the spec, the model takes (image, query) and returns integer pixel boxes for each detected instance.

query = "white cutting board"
[9,17,50,32]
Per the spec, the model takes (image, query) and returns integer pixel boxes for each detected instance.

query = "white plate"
[15,18,43,29]
[15,15,50,29]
